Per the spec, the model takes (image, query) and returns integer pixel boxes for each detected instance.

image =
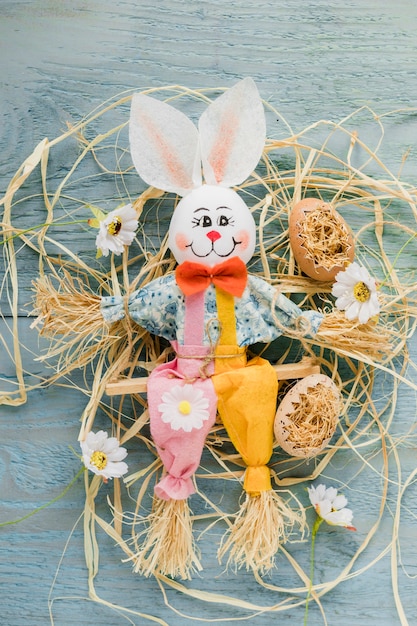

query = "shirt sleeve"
[100,273,323,347]
[237,275,323,345]
[101,274,183,342]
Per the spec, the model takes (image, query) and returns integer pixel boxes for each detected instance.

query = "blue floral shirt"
[101,274,323,346]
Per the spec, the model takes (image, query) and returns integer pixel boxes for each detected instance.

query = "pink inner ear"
[175,232,189,251]
[139,109,191,191]
[208,110,239,184]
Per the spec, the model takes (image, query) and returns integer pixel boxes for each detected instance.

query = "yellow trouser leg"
[212,350,278,494]
[212,287,278,494]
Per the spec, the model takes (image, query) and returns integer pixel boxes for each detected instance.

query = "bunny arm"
[100,273,323,345]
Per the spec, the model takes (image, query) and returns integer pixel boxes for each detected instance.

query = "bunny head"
[129,78,266,267]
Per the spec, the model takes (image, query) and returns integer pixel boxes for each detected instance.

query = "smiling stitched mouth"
[187,237,241,258]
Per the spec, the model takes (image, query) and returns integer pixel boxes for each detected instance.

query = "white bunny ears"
[129,77,266,197]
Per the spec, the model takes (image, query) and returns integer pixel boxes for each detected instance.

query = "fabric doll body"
[101,269,323,499]
[101,274,323,346]
[29,78,386,578]
[116,78,325,575]
[139,289,218,502]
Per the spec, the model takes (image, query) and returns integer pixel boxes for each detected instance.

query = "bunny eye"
[217,214,235,227]
[192,214,213,228]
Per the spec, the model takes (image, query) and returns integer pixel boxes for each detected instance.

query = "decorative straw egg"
[274,373,341,458]
[289,198,355,281]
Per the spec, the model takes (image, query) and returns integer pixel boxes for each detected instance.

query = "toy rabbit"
[100,78,324,576]
[32,77,390,579]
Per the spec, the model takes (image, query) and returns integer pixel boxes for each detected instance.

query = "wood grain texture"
[1,2,417,625]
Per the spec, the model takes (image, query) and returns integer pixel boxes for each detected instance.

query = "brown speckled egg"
[289,198,355,281]
[274,373,341,458]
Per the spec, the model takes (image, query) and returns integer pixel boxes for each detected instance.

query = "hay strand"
[297,202,353,270]
[218,490,307,575]
[275,377,342,458]
[130,497,202,580]
[315,310,393,363]
[282,384,339,451]
[1,84,417,622]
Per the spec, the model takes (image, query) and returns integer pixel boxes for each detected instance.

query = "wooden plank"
[1,2,417,625]
[105,358,320,395]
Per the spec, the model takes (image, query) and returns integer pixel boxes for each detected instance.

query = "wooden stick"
[104,357,320,396]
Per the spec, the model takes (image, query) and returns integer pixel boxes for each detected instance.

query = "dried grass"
[278,383,341,456]
[1,85,417,623]
[129,497,202,580]
[297,203,353,270]
[218,490,307,575]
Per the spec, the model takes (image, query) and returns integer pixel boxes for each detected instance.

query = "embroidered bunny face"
[129,77,265,267]
[168,185,256,266]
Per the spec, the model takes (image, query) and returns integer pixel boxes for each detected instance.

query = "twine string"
[173,317,246,379]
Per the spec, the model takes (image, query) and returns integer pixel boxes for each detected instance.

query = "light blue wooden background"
[1,1,417,625]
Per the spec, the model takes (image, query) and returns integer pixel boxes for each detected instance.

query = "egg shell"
[274,373,341,458]
[289,198,355,281]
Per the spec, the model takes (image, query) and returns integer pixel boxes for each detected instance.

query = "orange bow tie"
[176,257,248,297]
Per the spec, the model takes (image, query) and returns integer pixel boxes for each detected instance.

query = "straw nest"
[1,85,417,623]
[296,202,353,270]
[274,374,342,458]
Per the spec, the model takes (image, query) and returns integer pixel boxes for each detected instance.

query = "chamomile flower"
[331,261,380,324]
[80,430,128,481]
[308,483,355,530]
[304,484,355,623]
[158,384,210,432]
[95,203,138,256]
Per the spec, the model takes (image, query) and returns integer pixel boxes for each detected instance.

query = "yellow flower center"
[107,217,122,236]
[178,400,192,415]
[90,450,108,470]
[353,281,370,302]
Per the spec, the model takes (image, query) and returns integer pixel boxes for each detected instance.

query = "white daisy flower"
[158,384,210,432]
[308,484,356,530]
[331,261,380,324]
[80,430,128,481]
[95,203,138,256]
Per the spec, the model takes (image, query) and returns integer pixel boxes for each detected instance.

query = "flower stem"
[0,466,85,527]
[304,516,323,626]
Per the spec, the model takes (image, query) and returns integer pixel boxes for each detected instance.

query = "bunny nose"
[207,230,221,242]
